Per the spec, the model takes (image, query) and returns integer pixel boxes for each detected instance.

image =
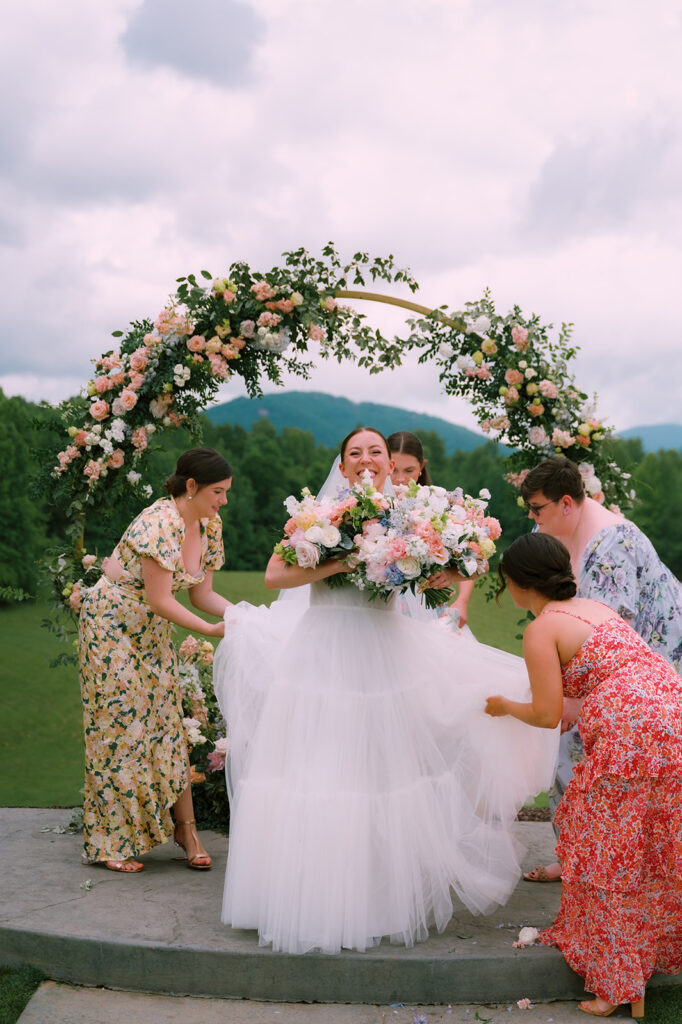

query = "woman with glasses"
[519,455,682,882]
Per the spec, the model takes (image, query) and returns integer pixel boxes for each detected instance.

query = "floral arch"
[48,243,632,614]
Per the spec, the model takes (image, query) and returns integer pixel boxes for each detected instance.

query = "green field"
[0,574,522,807]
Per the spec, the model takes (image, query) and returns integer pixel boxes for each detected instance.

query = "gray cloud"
[524,117,681,239]
[122,0,264,88]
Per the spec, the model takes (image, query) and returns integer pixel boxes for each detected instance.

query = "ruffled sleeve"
[203,514,225,571]
[125,499,183,572]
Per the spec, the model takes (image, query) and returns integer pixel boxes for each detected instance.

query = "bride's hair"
[165,447,233,497]
[339,426,391,462]
[386,430,432,485]
[498,533,577,601]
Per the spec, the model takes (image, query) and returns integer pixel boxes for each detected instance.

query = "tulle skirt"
[213,582,558,954]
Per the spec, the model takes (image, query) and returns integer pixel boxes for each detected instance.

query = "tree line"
[1,387,681,600]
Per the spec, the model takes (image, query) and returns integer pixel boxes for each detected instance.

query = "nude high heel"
[578,996,644,1018]
[173,817,212,870]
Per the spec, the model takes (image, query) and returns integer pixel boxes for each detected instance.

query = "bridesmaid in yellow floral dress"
[78,448,232,873]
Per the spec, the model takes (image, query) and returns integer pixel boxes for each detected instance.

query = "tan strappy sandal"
[173,818,212,870]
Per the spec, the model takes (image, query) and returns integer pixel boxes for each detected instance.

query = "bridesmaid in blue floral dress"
[519,456,682,882]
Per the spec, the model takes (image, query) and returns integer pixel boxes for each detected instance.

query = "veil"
[275,458,395,607]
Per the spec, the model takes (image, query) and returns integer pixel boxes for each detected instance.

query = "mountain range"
[205,391,682,455]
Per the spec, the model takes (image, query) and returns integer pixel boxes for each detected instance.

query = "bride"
[213,427,558,954]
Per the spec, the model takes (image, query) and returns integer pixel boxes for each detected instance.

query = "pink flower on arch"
[511,326,529,351]
[505,368,524,387]
[129,347,149,372]
[187,335,206,353]
[309,323,325,341]
[84,459,102,483]
[89,399,110,422]
[108,449,125,469]
[538,379,559,399]
[527,403,545,418]
[131,426,148,451]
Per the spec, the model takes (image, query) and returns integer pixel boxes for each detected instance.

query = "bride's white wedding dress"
[213,581,557,955]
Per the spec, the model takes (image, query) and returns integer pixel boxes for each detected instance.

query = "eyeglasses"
[524,499,558,516]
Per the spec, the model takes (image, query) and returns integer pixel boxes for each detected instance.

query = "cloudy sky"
[2,0,681,433]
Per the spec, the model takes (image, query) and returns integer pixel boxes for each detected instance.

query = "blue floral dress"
[78,497,224,862]
[550,521,682,823]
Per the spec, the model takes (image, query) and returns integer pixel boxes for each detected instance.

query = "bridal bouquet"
[273,472,390,574]
[348,481,501,607]
[274,474,501,607]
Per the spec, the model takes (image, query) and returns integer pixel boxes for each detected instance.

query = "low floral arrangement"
[177,634,230,833]
[274,473,500,608]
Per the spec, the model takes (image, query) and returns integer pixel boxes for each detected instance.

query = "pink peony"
[551,428,574,448]
[68,584,83,612]
[240,320,255,338]
[187,335,206,353]
[206,750,226,773]
[504,368,524,387]
[89,399,110,422]
[129,347,149,372]
[309,323,325,341]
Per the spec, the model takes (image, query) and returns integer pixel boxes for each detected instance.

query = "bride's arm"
[265,553,350,590]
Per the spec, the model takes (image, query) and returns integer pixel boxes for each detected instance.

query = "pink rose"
[89,399,110,422]
[94,375,112,394]
[117,389,138,412]
[129,347,149,372]
[68,584,82,612]
[127,371,145,390]
[294,538,320,568]
[504,368,524,386]
[82,554,97,569]
[309,323,325,341]
[251,280,276,301]
[240,320,255,338]
[131,426,148,451]
[511,326,529,351]
[538,379,559,399]
[322,296,337,312]
[257,311,281,328]
[206,750,226,773]
[143,332,160,347]
[187,335,206,353]
[527,403,545,418]
[108,449,125,469]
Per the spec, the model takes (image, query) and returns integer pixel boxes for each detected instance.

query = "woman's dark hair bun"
[164,448,232,497]
[499,533,577,601]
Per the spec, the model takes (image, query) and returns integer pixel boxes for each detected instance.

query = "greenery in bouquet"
[407,292,635,513]
[273,470,390,585]
[177,634,230,834]
[349,480,502,608]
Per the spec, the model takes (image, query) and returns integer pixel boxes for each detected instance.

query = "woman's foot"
[102,858,144,873]
[523,862,561,882]
[173,818,212,870]
[579,996,644,1018]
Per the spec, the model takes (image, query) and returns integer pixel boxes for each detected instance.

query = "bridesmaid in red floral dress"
[485,533,682,1019]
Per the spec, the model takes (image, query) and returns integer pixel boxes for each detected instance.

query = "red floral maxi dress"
[539,611,682,1004]
[78,497,224,863]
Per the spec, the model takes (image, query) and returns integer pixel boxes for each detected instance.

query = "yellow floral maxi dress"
[78,497,225,862]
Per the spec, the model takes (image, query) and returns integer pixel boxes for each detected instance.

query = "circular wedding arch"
[47,243,632,610]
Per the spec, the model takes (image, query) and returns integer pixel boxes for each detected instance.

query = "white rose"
[294,539,320,569]
[438,342,454,359]
[214,737,228,755]
[517,927,539,946]
[463,557,478,576]
[455,354,476,372]
[396,557,421,579]
[470,314,491,335]
[478,488,491,500]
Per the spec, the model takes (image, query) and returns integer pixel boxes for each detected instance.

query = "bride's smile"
[338,428,394,490]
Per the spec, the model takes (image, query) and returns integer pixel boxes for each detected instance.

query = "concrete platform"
[0,808,677,1007]
[17,981,604,1024]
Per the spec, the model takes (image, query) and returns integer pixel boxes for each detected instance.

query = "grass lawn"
[0,574,521,807]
